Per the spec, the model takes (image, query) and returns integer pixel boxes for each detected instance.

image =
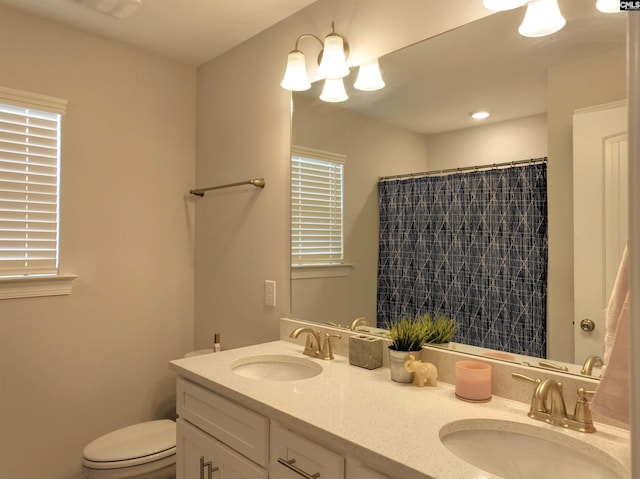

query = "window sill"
[0,274,77,300]
[292,263,353,279]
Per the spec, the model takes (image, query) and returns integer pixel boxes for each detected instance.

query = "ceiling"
[0,0,317,65]
[1,0,627,133]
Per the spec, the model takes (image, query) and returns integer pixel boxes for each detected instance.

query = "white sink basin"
[440,419,628,479]
[230,354,322,381]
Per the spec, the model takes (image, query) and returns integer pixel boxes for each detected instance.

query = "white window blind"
[0,87,66,277]
[291,146,345,266]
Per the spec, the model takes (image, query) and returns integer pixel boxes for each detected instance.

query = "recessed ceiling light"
[470,111,491,120]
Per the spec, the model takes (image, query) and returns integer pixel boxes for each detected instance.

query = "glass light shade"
[280,50,311,91]
[518,0,566,37]
[317,34,350,79]
[353,59,385,91]
[320,78,348,103]
[596,0,620,13]
[483,0,527,11]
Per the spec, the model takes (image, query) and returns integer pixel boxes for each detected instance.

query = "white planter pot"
[388,347,421,383]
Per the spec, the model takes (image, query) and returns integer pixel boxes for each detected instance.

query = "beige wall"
[547,47,626,362]
[194,0,490,351]
[291,96,430,325]
[0,7,196,479]
[426,114,548,167]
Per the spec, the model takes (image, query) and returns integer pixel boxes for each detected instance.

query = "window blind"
[0,91,64,277]
[291,147,345,266]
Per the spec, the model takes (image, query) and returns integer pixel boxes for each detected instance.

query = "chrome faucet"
[580,355,604,376]
[512,373,596,433]
[349,317,371,332]
[289,327,341,360]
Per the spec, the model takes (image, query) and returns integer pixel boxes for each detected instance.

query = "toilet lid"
[82,420,176,468]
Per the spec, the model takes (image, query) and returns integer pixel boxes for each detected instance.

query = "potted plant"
[425,314,458,345]
[386,314,431,382]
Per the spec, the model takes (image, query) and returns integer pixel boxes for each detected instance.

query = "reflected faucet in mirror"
[581,355,605,377]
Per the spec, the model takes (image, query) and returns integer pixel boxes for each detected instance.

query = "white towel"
[590,245,630,424]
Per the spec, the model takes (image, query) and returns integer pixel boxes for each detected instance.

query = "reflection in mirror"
[289,0,626,377]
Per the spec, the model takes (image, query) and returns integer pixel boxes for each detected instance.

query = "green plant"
[387,313,458,350]
[386,314,431,351]
[425,314,458,344]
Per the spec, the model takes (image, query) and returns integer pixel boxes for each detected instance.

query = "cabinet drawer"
[177,418,268,479]
[270,421,344,479]
[177,377,269,467]
[346,460,391,479]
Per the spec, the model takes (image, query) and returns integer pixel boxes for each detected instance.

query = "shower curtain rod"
[189,178,265,197]
[378,156,547,181]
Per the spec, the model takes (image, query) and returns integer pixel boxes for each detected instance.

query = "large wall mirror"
[289,0,626,377]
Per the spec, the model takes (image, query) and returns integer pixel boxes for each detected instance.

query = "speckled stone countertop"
[169,340,630,479]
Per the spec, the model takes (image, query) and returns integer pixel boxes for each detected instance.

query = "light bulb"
[280,50,311,91]
[470,111,491,120]
[354,59,385,91]
[483,0,527,11]
[596,0,620,13]
[320,78,349,102]
[518,0,566,37]
[317,34,350,79]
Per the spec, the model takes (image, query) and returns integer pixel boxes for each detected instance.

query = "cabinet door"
[177,377,269,467]
[177,418,268,479]
[270,421,344,479]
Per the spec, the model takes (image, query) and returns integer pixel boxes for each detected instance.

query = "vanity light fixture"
[470,110,491,120]
[280,22,385,102]
[596,0,622,13]
[518,0,566,37]
[320,78,349,102]
[354,59,386,91]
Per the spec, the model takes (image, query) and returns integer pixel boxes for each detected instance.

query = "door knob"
[580,318,596,332]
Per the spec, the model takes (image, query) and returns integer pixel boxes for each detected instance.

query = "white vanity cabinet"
[176,377,269,478]
[176,376,391,479]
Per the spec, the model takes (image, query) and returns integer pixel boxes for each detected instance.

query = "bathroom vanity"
[169,339,630,479]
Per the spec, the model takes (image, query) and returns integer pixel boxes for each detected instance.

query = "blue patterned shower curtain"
[377,164,548,358]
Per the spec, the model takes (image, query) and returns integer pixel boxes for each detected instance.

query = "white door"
[573,101,628,364]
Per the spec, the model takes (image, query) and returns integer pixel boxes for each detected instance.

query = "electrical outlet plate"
[264,280,276,307]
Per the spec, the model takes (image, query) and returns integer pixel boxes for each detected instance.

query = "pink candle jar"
[455,360,492,402]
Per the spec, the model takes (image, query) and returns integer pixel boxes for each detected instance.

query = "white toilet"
[81,349,215,478]
[81,419,176,479]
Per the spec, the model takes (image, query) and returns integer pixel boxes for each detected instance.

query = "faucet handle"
[538,360,569,372]
[570,388,597,433]
[512,373,546,414]
[320,333,341,360]
[511,372,541,385]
